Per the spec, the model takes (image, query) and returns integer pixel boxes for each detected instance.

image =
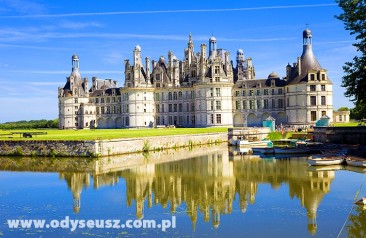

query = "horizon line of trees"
[0,119,59,130]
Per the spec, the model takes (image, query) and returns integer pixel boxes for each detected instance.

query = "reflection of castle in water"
[0,148,335,235]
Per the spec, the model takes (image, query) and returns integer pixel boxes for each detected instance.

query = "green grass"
[0,127,228,141]
[333,122,360,127]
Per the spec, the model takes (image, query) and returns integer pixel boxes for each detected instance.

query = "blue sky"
[0,0,357,122]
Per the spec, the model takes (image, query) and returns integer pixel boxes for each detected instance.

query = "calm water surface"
[0,144,365,237]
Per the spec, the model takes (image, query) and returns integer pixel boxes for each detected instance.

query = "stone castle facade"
[58,28,333,129]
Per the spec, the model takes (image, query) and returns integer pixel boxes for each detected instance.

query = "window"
[310,85,316,91]
[173,92,177,100]
[243,100,247,109]
[264,89,269,95]
[169,104,173,112]
[186,103,189,112]
[311,111,317,121]
[215,88,221,97]
[74,98,78,103]
[211,101,214,110]
[322,111,326,117]
[210,88,214,97]
[215,77,220,82]
[272,99,275,108]
[249,90,254,96]
[310,96,317,106]
[256,90,260,96]
[161,104,164,112]
[216,101,221,110]
[321,74,326,81]
[101,106,105,114]
[287,97,289,107]
[216,114,222,124]
[96,107,99,115]
[257,100,261,109]
[156,74,161,81]
[242,91,246,96]
[235,91,240,97]
[250,100,255,109]
[191,70,196,77]
[321,96,326,105]
[278,99,283,108]
[174,104,177,112]
[209,114,214,124]
[339,115,342,121]
[96,98,99,103]
[101,98,105,103]
[272,89,275,95]
[191,103,195,111]
[179,104,182,112]
[264,99,269,109]
[236,101,241,110]
[178,91,183,99]
[278,88,283,94]
[107,97,110,103]
[310,74,315,81]
[321,85,326,91]
[214,66,220,74]
[168,92,172,100]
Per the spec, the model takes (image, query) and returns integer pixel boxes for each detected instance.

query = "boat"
[355,197,366,205]
[354,197,366,210]
[235,139,272,147]
[274,147,310,154]
[252,147,275,154]
[346,156,366,167]
[307,164,344,172]
[307,155,346,166]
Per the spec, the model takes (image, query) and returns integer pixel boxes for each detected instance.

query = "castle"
[58,28,333,129]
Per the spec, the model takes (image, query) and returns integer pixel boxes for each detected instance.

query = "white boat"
[355,197,366,205]
[235,140,271,147]
[346,157,366,167]
[307,156,345,166]
[252,147,275,154]
[274,147,309,154]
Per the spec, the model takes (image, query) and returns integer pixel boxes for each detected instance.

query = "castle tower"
[209,36,217,57]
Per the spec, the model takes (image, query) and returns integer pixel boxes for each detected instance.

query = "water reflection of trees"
[347,205,366,238]
[0,150,336,235]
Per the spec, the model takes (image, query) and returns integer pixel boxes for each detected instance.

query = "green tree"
[337,107,350,111]
[336,0,366,118]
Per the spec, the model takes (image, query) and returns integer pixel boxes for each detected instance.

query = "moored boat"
[346,156,366,167]
[274,147,310,154]
[235,140,272,147]
[307,155,346,166]
[252,147,275,154]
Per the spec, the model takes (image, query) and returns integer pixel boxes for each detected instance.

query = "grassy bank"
[0,127,228,141]
[333,122,360,127]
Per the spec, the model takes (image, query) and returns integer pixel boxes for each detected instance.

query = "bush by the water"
[267,132,292,140]
[0,119,58,130]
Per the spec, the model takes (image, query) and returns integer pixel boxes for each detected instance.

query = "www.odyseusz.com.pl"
[7,216,176,232]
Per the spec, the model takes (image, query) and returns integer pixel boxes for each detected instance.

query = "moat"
[0,144,365,237]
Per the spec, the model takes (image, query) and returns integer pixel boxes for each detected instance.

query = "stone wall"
[314,126,366,145]
[95,132,227,156]
[0,132,227,157]
[0,140,96,157]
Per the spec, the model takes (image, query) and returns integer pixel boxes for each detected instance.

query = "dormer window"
[310,74,315,81]
[321,74,326,81]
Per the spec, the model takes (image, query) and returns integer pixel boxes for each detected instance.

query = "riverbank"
[0,132,227,157]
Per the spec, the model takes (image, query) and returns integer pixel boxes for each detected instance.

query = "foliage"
[0,119,58,130]
[337,107,350,111]
[336,0,366,118]
[350,102,366,120]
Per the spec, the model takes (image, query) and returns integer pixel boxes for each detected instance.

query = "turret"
[145,57,150,83]
[209,36,217,58]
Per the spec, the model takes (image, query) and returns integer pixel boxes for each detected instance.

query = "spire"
[300,28,321,75]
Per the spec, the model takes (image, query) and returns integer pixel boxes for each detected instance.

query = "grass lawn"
[0,127,228,141]
[333,122,360,127]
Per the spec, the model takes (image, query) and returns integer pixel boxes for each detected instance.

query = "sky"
[0,0,358,123]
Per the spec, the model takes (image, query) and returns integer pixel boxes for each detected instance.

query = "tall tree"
[336,0,366,118]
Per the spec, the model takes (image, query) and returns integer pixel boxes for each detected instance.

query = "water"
[0,144,365,237]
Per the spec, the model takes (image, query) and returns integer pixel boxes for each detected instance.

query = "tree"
[337,107,350,111]
[336,0,366,118]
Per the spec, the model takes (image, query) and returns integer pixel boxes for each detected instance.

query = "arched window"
[168,92,172,100]
[178,91,182,100]
[173,92,177,100]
